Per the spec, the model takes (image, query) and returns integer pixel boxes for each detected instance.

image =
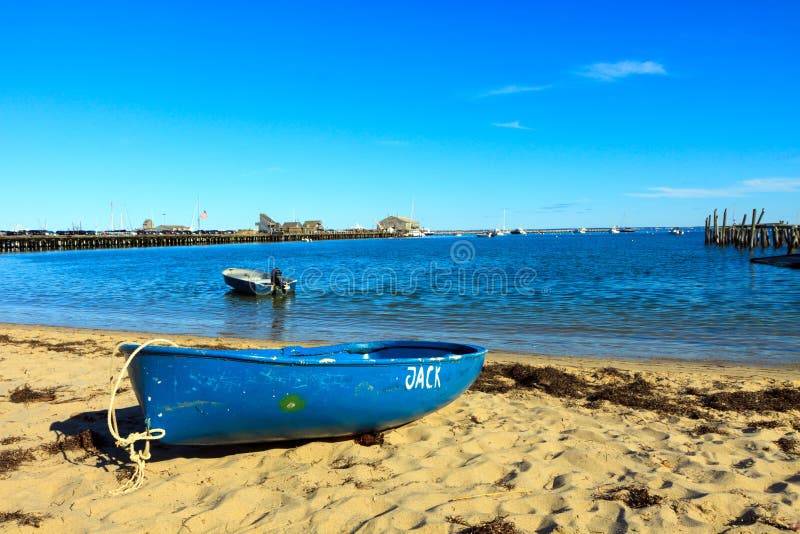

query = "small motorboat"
[669,227,685,235]
[116,340,486,446]
[750,254,800,269]
[222,268,296,295]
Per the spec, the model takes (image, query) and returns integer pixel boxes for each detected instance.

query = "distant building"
[142,219,154,230]
[153,224,191,233]
[282,221,303,234]
[256,213,324,234]
[257,213,280,234]
[302,220,324,233]
[378,215,420,235]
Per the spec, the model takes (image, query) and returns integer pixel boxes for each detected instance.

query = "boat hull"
[222,268,297,295]
[121,341,486,445]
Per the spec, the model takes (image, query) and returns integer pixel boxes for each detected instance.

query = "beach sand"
[1,322,799,533]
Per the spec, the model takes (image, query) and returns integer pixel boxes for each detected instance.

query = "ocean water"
[1,231,798,364]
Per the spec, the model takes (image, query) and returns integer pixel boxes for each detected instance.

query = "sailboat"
[495,209,507,236]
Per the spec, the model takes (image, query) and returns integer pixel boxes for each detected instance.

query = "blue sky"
[1,2,798,231]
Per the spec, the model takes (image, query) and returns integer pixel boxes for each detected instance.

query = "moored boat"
[117,340,486,446]
[750,254,800,269]
[222,267,297,295]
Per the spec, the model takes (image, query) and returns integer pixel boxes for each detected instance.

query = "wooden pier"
[0,230,393,254]
[704,208,800,253]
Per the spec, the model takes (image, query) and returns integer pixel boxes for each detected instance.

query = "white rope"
[107,338,178,495]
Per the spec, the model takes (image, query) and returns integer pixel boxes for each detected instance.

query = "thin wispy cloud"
[741,178,800,192]
[493,121,531,130]
[538,202,576,212]
[579,60,667,81]
[627,178,800,198]
[480,84,549,98]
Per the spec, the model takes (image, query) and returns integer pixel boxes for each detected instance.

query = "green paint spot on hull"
[279,394,306,412]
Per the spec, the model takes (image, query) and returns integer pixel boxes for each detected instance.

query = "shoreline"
[1,322,799,532]
[3,321,799,376]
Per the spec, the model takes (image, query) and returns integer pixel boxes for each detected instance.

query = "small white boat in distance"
[670,227,685,235]
[609,226,620,234]
[575,227,587,234]
[510,228,527,235]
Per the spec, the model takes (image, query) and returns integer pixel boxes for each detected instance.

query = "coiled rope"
[107,339,177,494]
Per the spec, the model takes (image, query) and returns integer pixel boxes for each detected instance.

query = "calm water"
[1,232,798,364]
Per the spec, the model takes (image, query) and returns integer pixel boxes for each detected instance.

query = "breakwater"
[704,208,799,253]
[0,230,393,253]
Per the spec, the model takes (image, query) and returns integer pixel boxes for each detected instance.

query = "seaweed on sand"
[775,437,799,456]
[446,515,521,534]
[39,429,105,456]
[594,485,663,509]
[471,363,800,419]
[0,511,46,528]
[0,448,36,474]
[586,374,699,417]
[691,423,728,436]
[703,388,800,412]
[470,364,587,397]
[8,384,60,403]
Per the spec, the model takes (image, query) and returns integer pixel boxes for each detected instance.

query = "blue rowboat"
[222,267,297,295]
[119,340,486,446]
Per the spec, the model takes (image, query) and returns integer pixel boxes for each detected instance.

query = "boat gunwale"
[119,341,486,367]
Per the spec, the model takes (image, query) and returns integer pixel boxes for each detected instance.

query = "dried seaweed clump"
[40,429,105,456]
[0,511,45,528]
[775,437,799,456]
[703,388,800,412]
[471,364,587,398]
[24,338,103,354]
[8,384,58,403]
[691,423,728,436]
[446,515,521,534]
[594,485,663,509]
[0,448,36,474]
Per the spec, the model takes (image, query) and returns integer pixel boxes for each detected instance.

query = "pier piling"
[704,208,799,253]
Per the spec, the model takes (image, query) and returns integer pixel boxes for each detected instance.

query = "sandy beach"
[1,322,799,533]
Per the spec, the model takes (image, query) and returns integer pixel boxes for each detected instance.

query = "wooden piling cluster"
[0,230,393,254]
[704,208,799,253]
